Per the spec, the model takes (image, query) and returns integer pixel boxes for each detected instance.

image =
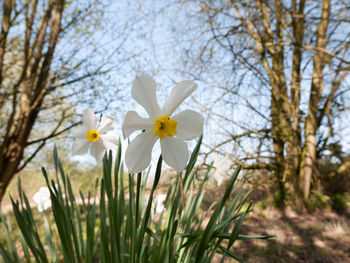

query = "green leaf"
[194,164,241,263]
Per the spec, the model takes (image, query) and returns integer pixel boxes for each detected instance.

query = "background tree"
[156,0,350,208]
[0,0,135,202]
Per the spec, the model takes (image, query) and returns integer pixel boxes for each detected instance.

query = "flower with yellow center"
[72,108,118,163]
[153,114,177,139]
[85,129,100,143]
[122,76,204,173]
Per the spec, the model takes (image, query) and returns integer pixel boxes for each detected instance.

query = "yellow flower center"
[153,114,177,140]
[85,129,100,143]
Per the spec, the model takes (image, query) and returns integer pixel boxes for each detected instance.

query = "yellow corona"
[153,114,177,140]
[85,129,100,143]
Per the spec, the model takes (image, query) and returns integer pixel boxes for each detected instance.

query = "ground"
[2,199,349,262]
[1,169,350,262]
[234,207,350,263]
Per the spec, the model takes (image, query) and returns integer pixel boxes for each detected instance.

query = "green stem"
[135,172,142,262]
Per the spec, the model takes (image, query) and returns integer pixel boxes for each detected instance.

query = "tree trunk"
[272,138,286,207]
[300,0,330,203]
[0,143,24,202]
[0,107,36,202]
[270,83,286,207]
[0,0,65,203]
[300,125,317,202]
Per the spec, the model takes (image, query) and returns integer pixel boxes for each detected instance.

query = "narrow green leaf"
[194,164,241,263]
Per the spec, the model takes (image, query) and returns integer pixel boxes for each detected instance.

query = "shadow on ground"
[235,208,350,263]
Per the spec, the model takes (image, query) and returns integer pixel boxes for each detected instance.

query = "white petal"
[32,194,40,204]
[97,115,115,134]
[33,191,43,204]
[100,133,118,150]
[214,173,223,186]
[132,76,161,119]
[162,80,197,115]
[173,110,204,140]
[40,187,50,198]
[154,194,167,214]
[122,111,153,138]
[125,131,157,173]
[160,137,189,172]
[37,205,44,212]
[90,140,106,163]
[43,200,52,210]
[155,203,165,214]
[33,187,50,210]
[82,108,97,130]
[72,138,90,155]
[71,125,87,139]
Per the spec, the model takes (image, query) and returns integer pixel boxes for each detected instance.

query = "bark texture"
[0,0,65,202]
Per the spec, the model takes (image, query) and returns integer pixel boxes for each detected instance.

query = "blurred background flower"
[32,187,51,212]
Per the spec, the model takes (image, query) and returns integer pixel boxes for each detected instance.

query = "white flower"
[211,154,232,186]
[143,194,167,220]
[122,76,204,173]
[154,194,167,214]
[32,187,51,212]
[72,108,118,163]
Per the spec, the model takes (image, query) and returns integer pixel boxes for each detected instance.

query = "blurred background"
[0,0,349,262]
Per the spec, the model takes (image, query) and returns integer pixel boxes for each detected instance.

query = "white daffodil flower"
[211,154,232,186]
[143,193,167,220]
[122,76,204,173]
[154,194,167,214]
[72,108,118,163]
[32,187,51,212]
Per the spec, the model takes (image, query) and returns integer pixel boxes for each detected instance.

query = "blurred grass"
[3,166,102,205]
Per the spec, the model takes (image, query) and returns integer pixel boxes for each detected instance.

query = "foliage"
[0,139,273,262]
[331,193,350,214]
[307,191,331,211]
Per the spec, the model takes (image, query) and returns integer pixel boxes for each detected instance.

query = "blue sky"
[28,0,350,170]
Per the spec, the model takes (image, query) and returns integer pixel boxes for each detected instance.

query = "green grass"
[1,140,272,263]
